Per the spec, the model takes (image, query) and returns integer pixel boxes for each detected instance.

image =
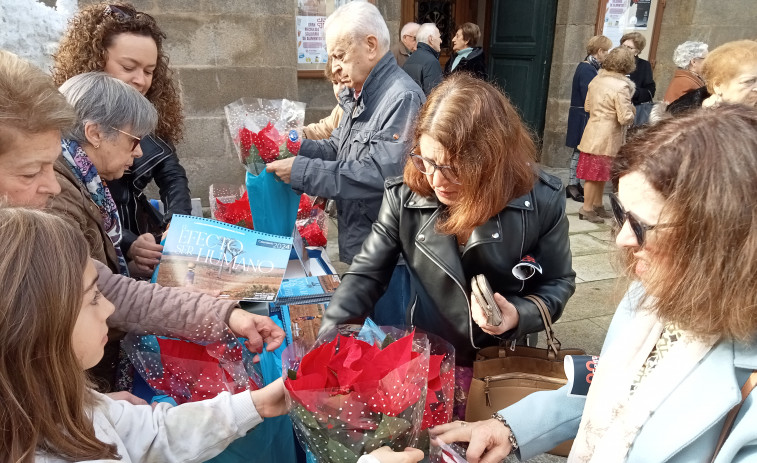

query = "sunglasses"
[409,149,461,185]
[110,127,142,151]
[609,193,674,247]
[103,4,154,23]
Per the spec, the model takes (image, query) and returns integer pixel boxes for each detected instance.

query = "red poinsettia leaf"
[299,221,327,247]
[287,139,301,155]
[298,336,338,377]
[427,354,445,391]
[239,127,255,154]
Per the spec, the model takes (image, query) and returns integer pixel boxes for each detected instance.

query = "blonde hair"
[0,208,118,461]
[701,40,757,94]
[0,50,75,155]
[602,47,636,74]
[586,35,612,56]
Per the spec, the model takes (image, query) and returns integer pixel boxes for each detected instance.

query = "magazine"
[274,274,341,306]
[153,215,293,302]
[286,303,327,346]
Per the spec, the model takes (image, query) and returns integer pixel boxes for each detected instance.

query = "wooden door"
[488,0,557,137]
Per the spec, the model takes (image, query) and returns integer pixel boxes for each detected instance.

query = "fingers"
[429,421,473,445]
[106,391,148,406]
[402,448,425,462]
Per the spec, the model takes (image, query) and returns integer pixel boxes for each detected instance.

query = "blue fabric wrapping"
[205,311,299,463]
[246,170,300,237]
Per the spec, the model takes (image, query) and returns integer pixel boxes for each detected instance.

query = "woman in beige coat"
[577,47,636,223]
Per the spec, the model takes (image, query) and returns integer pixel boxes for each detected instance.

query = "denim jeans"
[370,263,412,326]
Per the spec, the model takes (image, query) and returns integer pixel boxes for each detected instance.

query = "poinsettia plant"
[225,98,306,175]
[296,195,328,247]
[282,323,433,462]
[123,324,263,405]
[210,184,253,229]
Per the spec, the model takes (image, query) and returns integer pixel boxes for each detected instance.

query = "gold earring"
[94,144,100,149]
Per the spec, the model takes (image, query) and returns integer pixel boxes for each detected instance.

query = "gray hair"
[415,23,439,46]
[324,1,390,55]
[400,22,420,38]
[58,72,157,144]
[673,41,709,69]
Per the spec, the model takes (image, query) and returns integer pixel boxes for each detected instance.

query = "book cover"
[275,274,341,305]
[564,354,599,397]
[287,303,327,346]
[155,215,293,301]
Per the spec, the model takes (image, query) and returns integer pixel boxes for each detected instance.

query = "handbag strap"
[710,370,757,463]
[523,295,561,359]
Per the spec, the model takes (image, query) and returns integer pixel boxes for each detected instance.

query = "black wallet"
[471,274,502,326]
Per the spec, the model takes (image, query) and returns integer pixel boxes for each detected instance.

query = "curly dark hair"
[52,2,183,143]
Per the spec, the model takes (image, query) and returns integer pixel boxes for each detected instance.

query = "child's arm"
[98,379,286,462]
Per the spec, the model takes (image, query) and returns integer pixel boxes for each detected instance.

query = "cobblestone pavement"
[324,168,626,462]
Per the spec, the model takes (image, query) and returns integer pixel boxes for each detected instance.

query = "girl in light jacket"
[577,46,636,224]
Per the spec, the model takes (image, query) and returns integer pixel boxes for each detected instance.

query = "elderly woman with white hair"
[664,41,709,103]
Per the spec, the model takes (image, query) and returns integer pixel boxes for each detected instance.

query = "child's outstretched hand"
[249,378,288,418]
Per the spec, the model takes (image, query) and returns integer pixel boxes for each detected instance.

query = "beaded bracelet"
[491,412,519,453]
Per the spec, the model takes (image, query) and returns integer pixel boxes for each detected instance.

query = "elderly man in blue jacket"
[266,1,425,325]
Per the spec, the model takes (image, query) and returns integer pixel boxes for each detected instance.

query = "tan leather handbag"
[465,295,585,457]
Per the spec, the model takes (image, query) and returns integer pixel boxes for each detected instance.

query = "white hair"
[324,1,390,54]
[673,41,709,69]
[400,22,420,38]
[415,23,439,46]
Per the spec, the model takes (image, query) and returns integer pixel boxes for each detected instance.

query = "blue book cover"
[275,274,341,305]
[155,215,293,302]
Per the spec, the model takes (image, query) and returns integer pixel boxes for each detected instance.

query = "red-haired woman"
[321,73,575,415]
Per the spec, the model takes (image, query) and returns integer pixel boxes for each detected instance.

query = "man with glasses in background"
[402,23,444,96]
[391,22,420,67]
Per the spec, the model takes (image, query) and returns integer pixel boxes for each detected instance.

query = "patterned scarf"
[61,140,129,276]
[587,54,602,71]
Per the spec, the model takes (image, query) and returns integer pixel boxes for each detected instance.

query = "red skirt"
[576,152,612,182]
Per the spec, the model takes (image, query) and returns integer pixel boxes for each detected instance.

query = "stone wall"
[81,0,299,205]
[542,0,757,168]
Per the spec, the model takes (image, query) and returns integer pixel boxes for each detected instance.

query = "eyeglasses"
[609,193,674,247]
[409,149,461,185]
[110,127,142,151]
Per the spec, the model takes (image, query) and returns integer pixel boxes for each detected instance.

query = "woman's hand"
[430,420,513,463]
[249,378,288,418]
[127,233,163,275]
[368,446,424,463]
[470,292,519,335]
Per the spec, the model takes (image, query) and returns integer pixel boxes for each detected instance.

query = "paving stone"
[569,233,613,257]
[571,252,620,282]
[559,279,627,323]
[567,213,608,234]
[588,230,614,242]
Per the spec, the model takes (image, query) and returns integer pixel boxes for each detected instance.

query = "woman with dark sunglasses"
[320,73,575,417]
[53,2,191,278]
[431,105,757,463]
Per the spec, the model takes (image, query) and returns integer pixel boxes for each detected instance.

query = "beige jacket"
[97,260,240,340]
[578,70,636,157]
[303,104,344,140]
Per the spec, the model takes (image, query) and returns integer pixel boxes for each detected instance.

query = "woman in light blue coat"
[431,104,757,463]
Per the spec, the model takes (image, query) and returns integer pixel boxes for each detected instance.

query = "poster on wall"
[297,15,327,66]
[297,0,367,72]
[601,0,657,60]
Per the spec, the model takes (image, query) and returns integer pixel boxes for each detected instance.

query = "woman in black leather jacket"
[321,74,575,410]
[53,2,191,277]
